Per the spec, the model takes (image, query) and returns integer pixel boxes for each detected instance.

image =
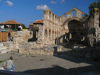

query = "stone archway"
[68,20,84,42]
[62,17,84,27]
[62,17,86,43]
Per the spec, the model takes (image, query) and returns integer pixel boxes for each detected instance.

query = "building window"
[72,10,76,17]
[64,14,67,17]
[45,29,47,34]
[81,14,84,17]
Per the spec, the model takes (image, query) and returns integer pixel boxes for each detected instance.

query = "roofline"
[0,24,22,25]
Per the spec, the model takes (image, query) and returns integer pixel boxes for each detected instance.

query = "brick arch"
[62,17,85,42]
[62,17,84,27]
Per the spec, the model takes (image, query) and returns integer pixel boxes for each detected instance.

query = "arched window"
[81,14,84,17]
[52,30,54,34]
[72,10,76,17]
[64,14,67,17]
[49,30,51,34]
[45,29,47,34]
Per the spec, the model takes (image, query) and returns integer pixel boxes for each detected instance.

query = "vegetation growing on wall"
[89,0,100,15]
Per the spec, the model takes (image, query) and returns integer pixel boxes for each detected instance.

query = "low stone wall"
[13,30,33,49]
[3,41,14,51]
[3,30,33,51]
[19,42,62,56]
[71,46,100,59]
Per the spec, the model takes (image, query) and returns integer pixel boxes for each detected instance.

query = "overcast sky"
[0,0,97,27]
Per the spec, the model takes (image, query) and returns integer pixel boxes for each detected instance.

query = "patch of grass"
[0,59,16,64]
[0,61,4,63]
[0,59,9,64]
[0,60,7,63]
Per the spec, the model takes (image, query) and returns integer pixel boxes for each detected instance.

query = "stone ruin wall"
[3,8,100,56]
[41,7,100,46]
[42,10,61,44]
[59,7,87,34]
[41,7,89,44]
[94,8,100,43]
[18,10,63,55]
[13,30,33,49]
[3,30,33,50]
[87,15,94,46]
[3,29,62,56]
[65,8,100,58]
[87,8,100,46]
[60,7,86,24]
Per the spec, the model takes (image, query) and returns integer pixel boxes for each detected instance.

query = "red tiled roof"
[0,20,21,25]
[0,23,3,25]
[33,20,43,24]
[25,27,29,28]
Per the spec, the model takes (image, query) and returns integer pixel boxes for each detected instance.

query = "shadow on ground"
[23,65,100,75]
[22,45,100,75]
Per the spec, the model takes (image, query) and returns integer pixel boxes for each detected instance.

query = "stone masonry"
[3,7,100,56]
[37,7,89,45]
[37,7,99,47]
[3,30,33,51]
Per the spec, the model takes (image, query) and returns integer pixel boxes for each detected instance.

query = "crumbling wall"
[60,7,87,27]
[3,30,33,50]
[43,10,61,44]
[58,8,89,43]
[19,42,53,56]
[14,30,33,49]
[87,8,99,46]
[19,42,62,56]
[71,46,100,59]
[41,8,90,44]
[87,15,95,47]
[36,25,45,44]
[93,8,100,43]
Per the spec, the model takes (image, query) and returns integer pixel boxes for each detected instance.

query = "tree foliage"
[89,0,100,15]
[21,23,26,29]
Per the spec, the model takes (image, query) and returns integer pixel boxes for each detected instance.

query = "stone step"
[0,46,7,50]
[0,49,9,54]
[0,43,3,46]
[62,47,72,51]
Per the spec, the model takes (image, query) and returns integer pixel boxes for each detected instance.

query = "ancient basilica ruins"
[37,7,99,46]
[2,7,100,57]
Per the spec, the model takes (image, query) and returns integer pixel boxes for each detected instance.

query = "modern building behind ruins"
[29,20,43,31]
[0,20,22,30]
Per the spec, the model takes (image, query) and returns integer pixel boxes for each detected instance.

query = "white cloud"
[61,0,65,3]
[0,0,2,2]
[36,4,49,10]
[5,1,13,6]
[50,1,56,4]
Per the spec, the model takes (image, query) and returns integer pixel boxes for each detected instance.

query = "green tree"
[89,0,100,15]
[21,24,26,29]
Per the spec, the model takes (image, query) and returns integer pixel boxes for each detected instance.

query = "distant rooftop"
[0,20,21,25]
[33,20,43,24]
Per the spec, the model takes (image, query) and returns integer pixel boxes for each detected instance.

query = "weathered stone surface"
[13,30,33,49]
[4,7,100,57]
[3,41,14,51]
[71,47,100,59]
[19,42,62,56]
